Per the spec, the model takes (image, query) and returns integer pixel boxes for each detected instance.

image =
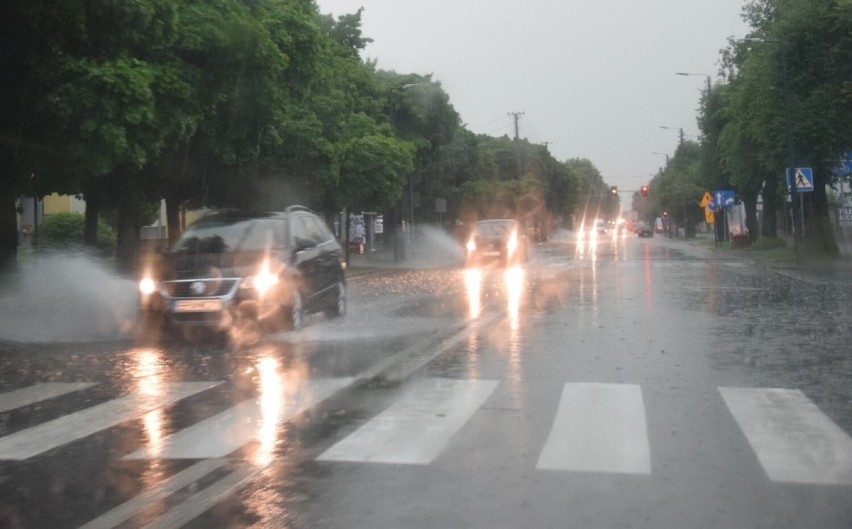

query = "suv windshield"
[476,221,514,236]
[173,218,285,253]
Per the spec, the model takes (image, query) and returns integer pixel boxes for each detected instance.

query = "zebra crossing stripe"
[0,382,221,461]
[720,387,852,485]
[124,378,354,460]
[536,383,652,474]
[317,378,499,465]
[0,382,96,413]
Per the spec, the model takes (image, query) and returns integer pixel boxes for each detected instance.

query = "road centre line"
[537,383,652,474]
[720,387,852,485]
[361,311,502,384]
[0,382,96,413]
[139,463,260,529]
[0,382,221,460]
[77,458,230,529]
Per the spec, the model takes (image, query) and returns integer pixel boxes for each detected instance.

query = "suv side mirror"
[294,237,316,252]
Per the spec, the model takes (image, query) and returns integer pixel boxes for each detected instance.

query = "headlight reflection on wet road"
[254,355,284,467]
[502,266,526,408]
[132,348,167,491]
[464,268,482,320]
[503,266,524,331]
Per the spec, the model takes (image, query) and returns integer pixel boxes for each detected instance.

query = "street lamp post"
[741,37,799,252]
[388,82,426,261]
[392,82,427,254]
[659,125,686,146]
[676,71,724,244]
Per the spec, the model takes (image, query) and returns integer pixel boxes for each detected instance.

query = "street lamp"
[651,151,670,164]
[659,125,687,146]
[740,37,799,251]
[389,81,428,259]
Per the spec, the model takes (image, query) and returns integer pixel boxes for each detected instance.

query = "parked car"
[635,222,654,237]
[465,219,527,267]
[138,207,346,340]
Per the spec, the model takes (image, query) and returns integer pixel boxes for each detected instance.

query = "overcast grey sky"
[315,0,750,195]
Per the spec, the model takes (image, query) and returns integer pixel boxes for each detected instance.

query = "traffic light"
[640,185,649,197]
[610,185,618,195]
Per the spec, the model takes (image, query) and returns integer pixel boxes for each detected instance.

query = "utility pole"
[508,111,524,141]
[509,112,525,180]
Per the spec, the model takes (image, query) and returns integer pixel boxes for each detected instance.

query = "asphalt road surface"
[0,232,851,528]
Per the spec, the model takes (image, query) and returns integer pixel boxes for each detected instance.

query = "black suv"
[138,207,346,339]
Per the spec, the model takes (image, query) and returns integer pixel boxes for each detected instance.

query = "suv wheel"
[287,291,304,331]
[325,280,347,319]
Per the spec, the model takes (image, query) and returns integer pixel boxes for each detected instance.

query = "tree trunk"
[83,192,99,248]
[115,182,142,275]
[760,179,778,238]
[742,191,759,242]
[803,169,839,254]
[165,196,181,246]
[0,194,19,273]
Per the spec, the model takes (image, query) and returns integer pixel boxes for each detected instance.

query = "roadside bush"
[38,212,116,253]
[751,237,787,250]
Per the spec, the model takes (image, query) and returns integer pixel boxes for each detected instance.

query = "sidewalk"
[663,233,852,286]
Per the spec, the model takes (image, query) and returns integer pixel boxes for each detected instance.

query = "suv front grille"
[164,278,239,298]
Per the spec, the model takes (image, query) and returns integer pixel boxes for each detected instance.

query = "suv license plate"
[174,299,223,312]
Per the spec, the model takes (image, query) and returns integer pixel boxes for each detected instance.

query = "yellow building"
[41,193,86,216]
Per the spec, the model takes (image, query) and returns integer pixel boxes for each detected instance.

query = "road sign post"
[786,167,813,244]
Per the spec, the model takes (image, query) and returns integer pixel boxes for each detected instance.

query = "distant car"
[465,219,527,267]
[635,222,654,237]
[138,207,346,340]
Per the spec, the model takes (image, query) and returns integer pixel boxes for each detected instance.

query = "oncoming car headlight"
[466,238,477,253]
[139,277,158,295]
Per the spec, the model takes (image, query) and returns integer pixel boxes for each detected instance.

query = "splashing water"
[408,225,465,268]
[0,253,137,342]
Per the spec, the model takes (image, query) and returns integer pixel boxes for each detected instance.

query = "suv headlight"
[139,277,158,295]
[241,260,280,295]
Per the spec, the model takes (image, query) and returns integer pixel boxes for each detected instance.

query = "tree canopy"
[1,0,608,271]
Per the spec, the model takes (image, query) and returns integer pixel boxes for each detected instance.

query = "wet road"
[1,233,851,528]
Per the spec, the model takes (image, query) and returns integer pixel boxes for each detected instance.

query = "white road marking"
[720,387,852,485]
[0,382,96,413]
[0,382,221,460]
[536,383,652,474]
[124,378,353,460]
[77,458,230,529]
[318,378,498,465]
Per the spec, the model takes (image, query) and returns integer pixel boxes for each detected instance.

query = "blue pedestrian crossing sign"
[786,167,814,192]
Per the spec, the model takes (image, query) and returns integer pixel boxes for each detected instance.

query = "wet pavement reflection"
[0,234,851,528]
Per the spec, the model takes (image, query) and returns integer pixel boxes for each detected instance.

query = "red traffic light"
[640,185,649,197]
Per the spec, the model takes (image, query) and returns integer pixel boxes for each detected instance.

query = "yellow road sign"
[699,191,713,208]
[705,206,715,223]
